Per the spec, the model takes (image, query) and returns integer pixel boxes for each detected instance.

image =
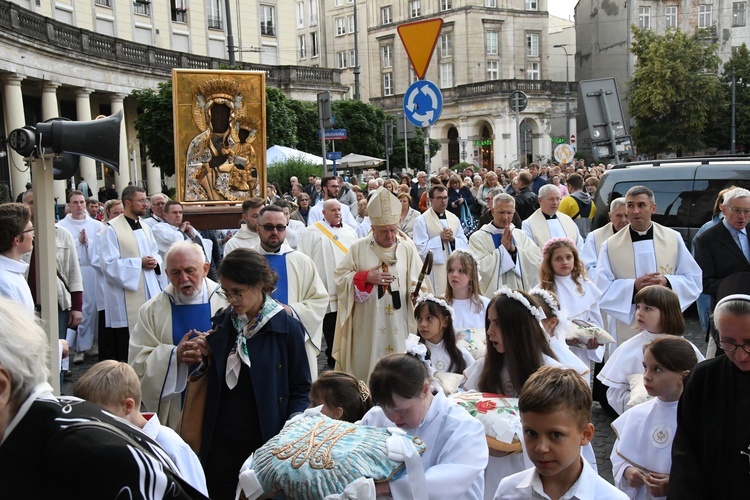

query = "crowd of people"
[0,161,749,500]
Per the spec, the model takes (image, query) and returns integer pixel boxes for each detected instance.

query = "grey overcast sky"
[548,0,577,21]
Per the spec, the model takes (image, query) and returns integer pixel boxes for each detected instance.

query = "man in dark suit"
[410,171,428,211]
[693,186,750,356]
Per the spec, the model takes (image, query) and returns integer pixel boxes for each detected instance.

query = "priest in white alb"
[100,186,163,361]
[595,186,702,346]
[522,184,584,250]
[255,204,328,380]
[333,187,430,382]
[297,199,359,369]
[468,193,542,297]
[581,197,628,278]
[412,184,468,296]
[128,241,228,428]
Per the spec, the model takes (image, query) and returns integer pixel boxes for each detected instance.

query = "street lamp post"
[553,44,570,145]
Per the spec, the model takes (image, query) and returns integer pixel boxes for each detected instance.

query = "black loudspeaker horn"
[35,110,122,173]
[40,118,81,180]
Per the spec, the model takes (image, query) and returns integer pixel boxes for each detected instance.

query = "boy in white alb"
[74,360,208,496]
[494,366,626,500]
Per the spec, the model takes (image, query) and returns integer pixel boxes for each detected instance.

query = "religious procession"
[1,165,749,500]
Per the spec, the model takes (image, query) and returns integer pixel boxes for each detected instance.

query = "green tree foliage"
[287,99,320,155]
[389,126,441,172]
[627,27,722,155]
[705,44,750,152]
[266,158,322,195]
[133,81,175,176]
[330,100,388,157]
[265,87,298,148]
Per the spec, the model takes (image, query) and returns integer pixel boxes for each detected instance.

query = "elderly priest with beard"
[129,241,228,428]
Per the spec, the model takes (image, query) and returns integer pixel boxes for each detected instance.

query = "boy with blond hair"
[494,366,626,499]
[74,360,208,495]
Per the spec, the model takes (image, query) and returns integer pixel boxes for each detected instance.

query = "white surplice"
[308,199,360,231]
[100,218,162,329]
[597,331,704,415]
[222,224,260,255]
[128,281,227,428]
[412,208,468,296]
[468,223,541,298]
[361,391,488,500]
[552,275,605,368]
[580,222,615,279]
[610,397,678,500]
[450,296,490,331]
[521,210,584,250]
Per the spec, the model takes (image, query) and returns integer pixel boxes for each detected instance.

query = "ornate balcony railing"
[0,0,342,88]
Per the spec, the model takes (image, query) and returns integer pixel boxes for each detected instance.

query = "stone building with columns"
[0,0,345,202]
[304,0,577,171]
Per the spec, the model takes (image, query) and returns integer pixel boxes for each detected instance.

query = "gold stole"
[424,208,459,240]
[314,222,348,254]
[526,210,578,246]
[109,214,150,330]
[593,223,614,256]
[608,223,679,278]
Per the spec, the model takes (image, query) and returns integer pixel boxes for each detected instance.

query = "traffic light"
[385,122,393,155]
[317,92,332,128]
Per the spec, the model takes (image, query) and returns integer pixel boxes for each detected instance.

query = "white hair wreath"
[452,249,480,268]
[529,288,560,312]
[495,286,547,323]
[416,293,455,321]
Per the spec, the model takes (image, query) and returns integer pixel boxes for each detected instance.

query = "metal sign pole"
[404,113,409,171]
[515,109,521,167]
[423,126,430,174]
[319,118,327,176]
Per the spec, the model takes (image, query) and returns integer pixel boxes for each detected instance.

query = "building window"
[134,1,151,16]
[349,49,356,67]
[525,0,537,10]
[207,0,221,28]
[381,6,392,25]
[409,67,418,84]
[335,17,345,36]
[171,0,187,22]
[527,62,540,80]
[439,62,453,88]
[526,33,539,57]
[734,2,746,27]
[296,2,304,27]
[665,6,678,28]
[381,45,392,68]
[311,31,319,57]
[409,0,421,18]
[334,0,342,5]
[383,73,393,96]
[487,60,499,80]
[337,51,347,68]
[485,0,496,7]
[486,30,498,55]
[95,0,111,7]
[440,0,452,11]
[698,4,712,28]
[439,33,452,58]
[309,0,317,25]
[638,6,650,29]
[347,15,355,33]
[298,35,306,59]
[260,5,275,36]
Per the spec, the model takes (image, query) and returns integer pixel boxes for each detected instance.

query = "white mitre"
[367,187,401,226]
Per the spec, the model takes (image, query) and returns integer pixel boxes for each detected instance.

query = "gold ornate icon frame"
[173,69,266,204]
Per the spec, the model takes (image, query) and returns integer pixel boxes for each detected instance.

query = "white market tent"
[266,145,324,166]
[338,153,385,168]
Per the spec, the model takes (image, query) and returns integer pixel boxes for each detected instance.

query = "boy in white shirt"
[74,360,208,496]
[494,366,626,500]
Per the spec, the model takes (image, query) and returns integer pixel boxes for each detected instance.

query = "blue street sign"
[403,80,442,127]
[317,129,348,140]
[326,151,342,160]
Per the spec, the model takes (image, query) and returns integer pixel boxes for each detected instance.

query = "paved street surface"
[62,308,708,486]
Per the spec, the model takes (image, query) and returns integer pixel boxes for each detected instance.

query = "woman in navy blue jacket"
[194,248,311,500]
[447,173,475,218]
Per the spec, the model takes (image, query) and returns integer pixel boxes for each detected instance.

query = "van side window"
[612,180,694,228]
[691,179,750,227]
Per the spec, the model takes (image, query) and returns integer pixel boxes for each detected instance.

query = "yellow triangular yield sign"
[397,18,444,80]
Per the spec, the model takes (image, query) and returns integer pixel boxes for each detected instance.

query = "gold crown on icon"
[197,78,242,101]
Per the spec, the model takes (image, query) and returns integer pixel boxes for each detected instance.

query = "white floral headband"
[416,293,455,321]
[529,288,560,312]
[405,334,436,378]
[495,286,547,323]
